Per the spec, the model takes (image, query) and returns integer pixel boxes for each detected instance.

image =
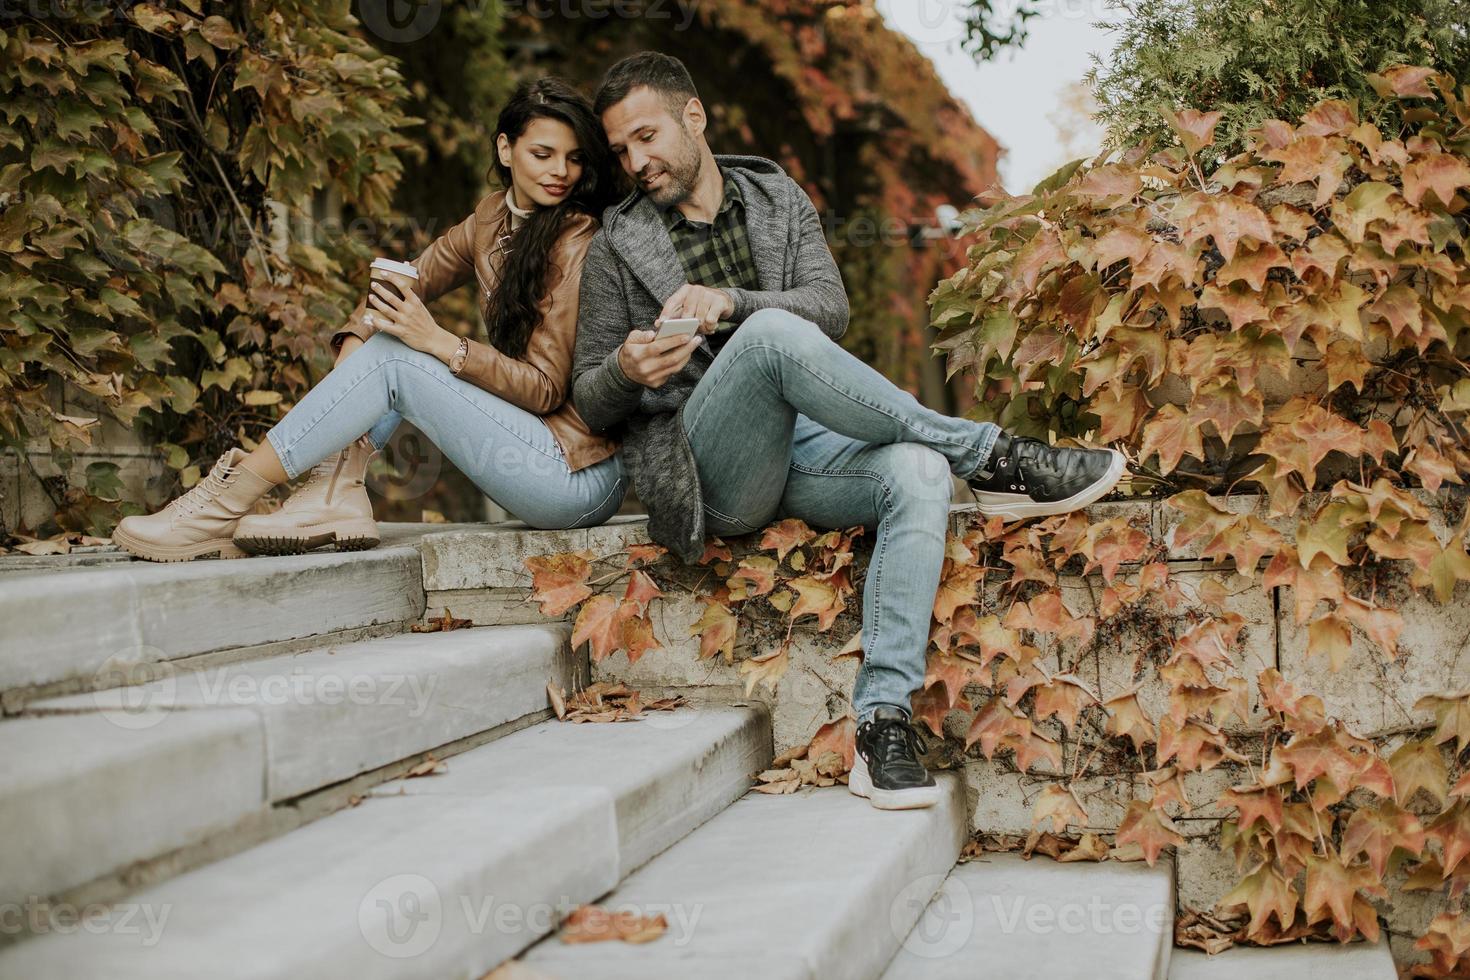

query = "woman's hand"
[366,281,460,363]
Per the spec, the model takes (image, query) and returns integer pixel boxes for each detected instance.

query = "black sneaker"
[966,433,1127,520]
[849,705,943,810]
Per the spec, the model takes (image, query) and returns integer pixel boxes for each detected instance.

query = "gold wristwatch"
[448,337,470,376]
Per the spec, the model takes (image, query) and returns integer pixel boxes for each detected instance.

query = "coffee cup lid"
[371,257,420,279]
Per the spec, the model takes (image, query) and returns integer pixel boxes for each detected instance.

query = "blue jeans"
[266,333,626,529]
[681,308,1000,724]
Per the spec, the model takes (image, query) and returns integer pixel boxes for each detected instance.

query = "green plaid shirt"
[659,170,760,348]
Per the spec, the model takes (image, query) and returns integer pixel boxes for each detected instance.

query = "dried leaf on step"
[560,904,668,944]
[551,682,685,724]
[411,608,473,633]
[1174,906,1247,954]
[1022,830,1071,860]
[772,744,809,768]
[404,754,446,778]
[753,768,802,794]
[12,533,73,556]
[480,961,564,979]
[1057,832,1110,862]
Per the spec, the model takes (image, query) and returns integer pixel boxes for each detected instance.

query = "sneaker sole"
[847,754,943,810]
[111,526,246,563]
[971,448,1128,521]
[234,520,380,556]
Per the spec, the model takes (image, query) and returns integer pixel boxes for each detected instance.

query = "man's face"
[601,85,703,209]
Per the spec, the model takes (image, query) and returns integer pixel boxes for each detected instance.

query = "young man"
[573,53,1126,810]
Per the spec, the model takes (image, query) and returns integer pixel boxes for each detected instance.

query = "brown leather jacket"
[333,189,619,472]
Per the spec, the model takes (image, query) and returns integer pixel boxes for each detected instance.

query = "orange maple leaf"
[1115,799,1185,866]
[571,595,630,664]
[1337,594,1404,659]
[932,562,986,624]
[621,612,659,666]
[925,651,987,709]
[789,573,846,630]
[687,598,737,663]
[1403,152,1470,208]
[1140,404,1203,476]
[699,538,733,564]
[1303,848,1386,934]
[1031,674,1098,734]
[1390,738,1449,809]
[1221,784,1286,834]
[1429,803,1470,879]
[1277,727,1372,791]
[624,543,667,568]
[1104,690,1157,751]
[912,683,965,737]
[623,569,663,614]
[759,518,816,561]
[1181,192,1274,262]
[1416,692,1470,755]
[739,642,790,696]
[1192,380,1265,445]
[727,555,778,599]
[964,696,1028,758]
[524,552,593,616]
[1342,801,1426,879]
[1220,861,1300,937]
[1033,783,1088,833]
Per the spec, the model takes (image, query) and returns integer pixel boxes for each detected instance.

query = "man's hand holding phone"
[659,283,733,336]
[618,321,701,389]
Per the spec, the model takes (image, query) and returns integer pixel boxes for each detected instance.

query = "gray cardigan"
[571,154,849,562]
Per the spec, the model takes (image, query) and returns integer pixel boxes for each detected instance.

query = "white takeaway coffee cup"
[369,257,419,302]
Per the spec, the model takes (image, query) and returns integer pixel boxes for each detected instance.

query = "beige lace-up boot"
[112,448,274,562]
[233,440,379,555]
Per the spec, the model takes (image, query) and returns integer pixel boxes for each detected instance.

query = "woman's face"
[496,116,586,210]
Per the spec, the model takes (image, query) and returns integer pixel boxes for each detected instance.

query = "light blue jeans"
[681,308,1001,724]
[266,333,626,529]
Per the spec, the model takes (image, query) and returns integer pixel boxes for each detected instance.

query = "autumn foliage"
[527,66,1470,971]
[1,2,416,532]
[925,66,1470,968]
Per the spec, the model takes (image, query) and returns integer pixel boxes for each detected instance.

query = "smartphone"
[654,317,701,341]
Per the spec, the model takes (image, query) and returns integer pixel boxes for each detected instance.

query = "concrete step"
[1168,939,1396,979]
[0,546,427,698]
[364,702,773,875]
[880,852,1175,980]
[520,774,968,979]
[0,710,265,918]
[0,704,771,978]
[5,625,577,910]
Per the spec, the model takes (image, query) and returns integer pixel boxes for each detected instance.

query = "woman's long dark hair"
[483,78,618,359]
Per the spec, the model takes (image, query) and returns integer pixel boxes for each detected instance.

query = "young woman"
[113,78,627,562]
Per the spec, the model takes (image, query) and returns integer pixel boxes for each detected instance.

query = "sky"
[877,0,1121,194]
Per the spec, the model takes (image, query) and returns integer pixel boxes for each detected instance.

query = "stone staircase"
[0,519,1397,978]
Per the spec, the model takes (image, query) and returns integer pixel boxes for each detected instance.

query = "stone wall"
[415,491,1470,966]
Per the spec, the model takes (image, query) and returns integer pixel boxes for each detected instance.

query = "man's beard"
[643,132,702,208]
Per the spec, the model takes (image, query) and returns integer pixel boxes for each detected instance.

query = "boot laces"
[169,457,235,521]
[298,455,339,493]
